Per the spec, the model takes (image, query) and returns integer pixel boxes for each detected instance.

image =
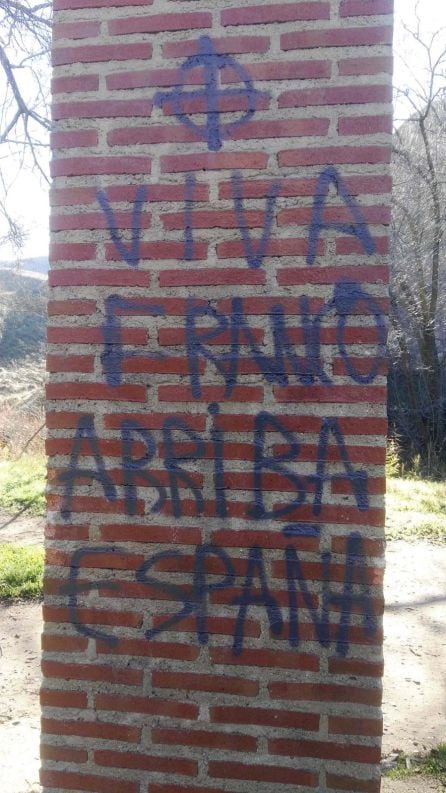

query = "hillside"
[0,269,46,420]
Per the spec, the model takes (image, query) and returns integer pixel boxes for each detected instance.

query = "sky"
[1,0,446,262]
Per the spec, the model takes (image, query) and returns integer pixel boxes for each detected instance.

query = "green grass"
[0,544,44,598]
[384,744,446,783]
[386,476,446,542]
[0,454,46,515]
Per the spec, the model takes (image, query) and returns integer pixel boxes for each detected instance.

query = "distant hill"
[0,269,47,365]
[0,256,48,277]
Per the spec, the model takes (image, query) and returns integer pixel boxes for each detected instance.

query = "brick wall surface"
[43,1,393,791]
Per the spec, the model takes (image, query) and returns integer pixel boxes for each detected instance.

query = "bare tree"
[0,0,52,253]
[389,14,446,475]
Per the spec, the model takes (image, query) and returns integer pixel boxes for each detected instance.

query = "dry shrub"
[0,358,46,459]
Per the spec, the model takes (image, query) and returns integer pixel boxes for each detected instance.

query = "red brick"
[161,92,270,116]
[158,385,264,403]
[340,0,393,16]
[53,20,100,40]
[152,727,257,753]
[161,152,268,173]
[41,744,88,763]
[42,634,88,653]
[337,235,389,254]
[50,186,97,206]
[158,326,264,346]
[100,523,201,546]
[278,207,390,227]
[150,785,235,793]
[117,118,327,150]
[51,155,152,177]
[235,117,329,140]
[47,495,144,516]
[45,522,89,540]
[107,66,204,91]
[47,327,147,345]
[51,129,98,149]
[209,761,317,787]
[40,770,138,793]
[108,124,197,146]
[339,55,393,76]
[339,115,393,135]
[52,42,152,66]
[278,265,389,286]
[46,354,94,373]
[279,145,390,167]
[163,35,270,58]
[52,75,99,94]
[269,681,382,706]
[108,12,212,36]
[50,210,151,232]
[43,605,142,629]
[95,693,198,720]
[97,638,200,661]
[327,773,381,792]
[223,59,331,81]
[162,208,266,231]
[40,688,88,709]
[328,715,383,736]
[105,241,208,262]
[159,268,265,288]
[328,657,384,677]
[103,412,205,430]
[50,242,95,262]
[210,705,319,731]
[41,660,143,686]
[41,717,141,742]
[48,268,150,287]
[210,647,319,671]
[274,384,387,403]
[47,299,96,316]
[269,737,381,763]
[222,2,330,25]
[333,357,388,378]
[94,749,197,777]
[219,173,392,199]
[46,383,147,402]
[52,99,152,120]
[153,671,259,697]
[331,537,385,556]
[54,0,151,7]
[281,25,393,50]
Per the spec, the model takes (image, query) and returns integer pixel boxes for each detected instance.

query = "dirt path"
[0,528,445,793]
[0,509,44,545]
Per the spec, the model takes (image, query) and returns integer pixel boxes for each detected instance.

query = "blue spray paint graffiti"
[95,167,379,272]
[154,36,262,151]
[58,415,117,521]
[231,170,280,269]
[306,166,376,265]
[60,411,370,522]
[98,287,385,393]
[96,186,148,268]
[59,546,122,646]
[101,294,165,387]
[63,533,378,657]
[58,67,386,665]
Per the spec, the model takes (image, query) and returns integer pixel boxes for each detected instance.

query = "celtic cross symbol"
[154,36,262,151]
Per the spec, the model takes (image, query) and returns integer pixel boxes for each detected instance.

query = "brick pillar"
[43,1,393,791]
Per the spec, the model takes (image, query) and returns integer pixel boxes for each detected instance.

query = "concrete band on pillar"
[43,1,393,791]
